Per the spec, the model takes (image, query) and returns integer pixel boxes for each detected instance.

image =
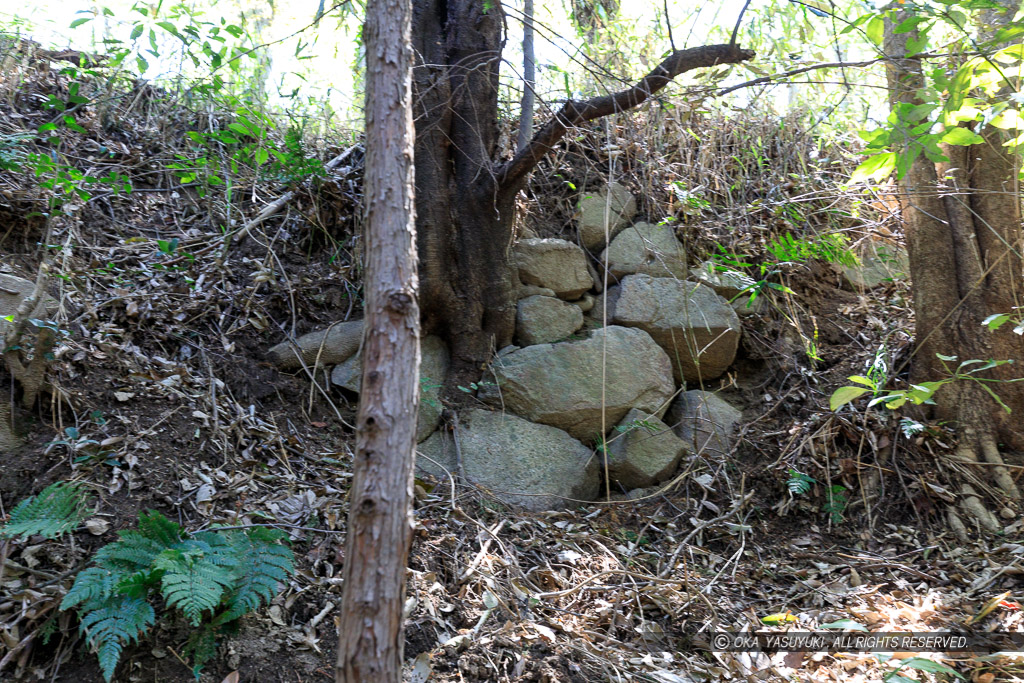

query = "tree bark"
[335,0,419,678]
[883,10,1022,520]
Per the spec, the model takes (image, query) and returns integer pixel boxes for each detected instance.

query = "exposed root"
[957,482,1001,533]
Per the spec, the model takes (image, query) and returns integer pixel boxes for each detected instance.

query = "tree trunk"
[412,0,519,388]
[335,0,419,677]
[517,0,536,152]
[883,10,1022,526]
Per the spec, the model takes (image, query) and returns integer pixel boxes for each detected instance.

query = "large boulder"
[268,320,363,370]
[839,241,908,289]
[479,326,675,441]
[577,182,637,251]
[612,274,740,382]
[601,222,687,280]
[0,273,56,338]
[515,238,592,300]
[604,408,689,490]
[665,391,742,460]
[416,409,599,511]
[332,336,449,442]
[516,295,584,346]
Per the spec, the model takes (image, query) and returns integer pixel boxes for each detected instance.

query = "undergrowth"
[0,484,294,682]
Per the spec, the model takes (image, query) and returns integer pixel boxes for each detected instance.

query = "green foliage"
[0,481,91,540]
[881,655,964,682]
[851,3,1024,183]
[830,353,1019,413]
[787,470,815,495]
[823,485,848,525]
[61,511,294,681]
[765,232,857,268]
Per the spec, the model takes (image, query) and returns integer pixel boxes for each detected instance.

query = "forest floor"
[1,41,1022,683]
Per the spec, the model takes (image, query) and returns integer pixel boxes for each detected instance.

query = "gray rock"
[601,222,687,280]
[416,409,598,511]
[571,292,596,314]
[665,391,742,461]
[516,295,584,346]
[577,182,638,251]
[515,238,593,300]
[839,242,908,289]
[585,285,621,326]
[612,275,739,382]
[731,296,765,317]
[331,336,450,442]
[268,320,363,370]
[517,284,557,299]
[604,409,688,490]
[689,262,756,300]
[0,273,56,338]
[479,326,675,442]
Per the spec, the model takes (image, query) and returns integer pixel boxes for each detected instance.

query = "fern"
[62,511,294,681]
[216,527,294,623]
[787,469,816,495]
[79,596,155,681]
[1,481,91,539]
[155,538,238,626]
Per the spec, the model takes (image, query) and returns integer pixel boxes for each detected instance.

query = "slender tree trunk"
[518,0,536,151]
[335,0,419,677]
[883,10,1022,530]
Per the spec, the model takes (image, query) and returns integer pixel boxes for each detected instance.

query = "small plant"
[0,481,92,540]
[823,485,849,525]
[787,469,815,495]
[879,655,963,682]
[419,376,443,409]
[457,380,495,394]
[830,353,1018,412]
[61,511,294,681]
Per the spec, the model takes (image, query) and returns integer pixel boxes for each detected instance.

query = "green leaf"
[70,17,93,28]
[820,619,868,631]
[941,127,984,146]
[830,386,869,410]
[982,313,1011,331]
[866,16,884,45]
[899,657,965,679]
[851,153,896,183]
[129,23,144,41]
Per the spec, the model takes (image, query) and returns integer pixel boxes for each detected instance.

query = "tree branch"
[497,43,755,189]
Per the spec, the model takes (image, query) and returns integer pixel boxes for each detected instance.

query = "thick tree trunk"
[335,0,419,678]
[883,12,1022,524]
[412,0,519,387]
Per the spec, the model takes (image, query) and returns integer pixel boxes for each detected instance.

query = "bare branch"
[498,43,755,189]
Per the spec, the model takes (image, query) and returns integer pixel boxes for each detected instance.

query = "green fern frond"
[1,481,91,539]
[155,540,238,626]
[136,509,183,546]
[217,528,294,623]
[93,531,170,571]
[61,566,132,612]
[79,596,155,682]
